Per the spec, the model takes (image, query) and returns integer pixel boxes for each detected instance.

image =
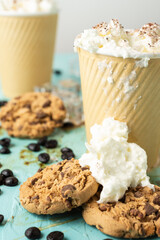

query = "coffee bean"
[54,69,62,75]
[0,147,11,154]
[103,239,113,240]
[4,177,18,186]
[0,214,4,224]
[45,140,58,149]
[61,154,67,160]
[47,231,64,240]
[67,153,75,160]
[0,174,4,185]
[0,138,11,147]
[0,101,7,107]
[38,153,50,164]
[61,151,75,160]
[1,169,13,178]
[27,143,41,152]
[61,147,73,154]
[25,227,41,239]
[37,137,48,146]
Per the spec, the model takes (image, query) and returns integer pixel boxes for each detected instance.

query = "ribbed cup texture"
[0,14,58,98]
[78,48,160,170]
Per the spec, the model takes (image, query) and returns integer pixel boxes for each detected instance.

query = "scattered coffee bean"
[0,147,11,154]
[0,101,8,107]
[45,140,58,149]
[61,147,73,154]
[38,153,50,164]
[60,147,75,160]
[1,169,13,178]
[0,214,4,224]
[37,137,48,146]
[4,177,18,187]
[47,231,64,240]
[27,143,41,152]
[61,151,75,160]
[61,154,67,160]
[0,174,4,185]
[54,69,62,75]
[0,138,11,147]
[62,122,74,128]
[25,227,41,239]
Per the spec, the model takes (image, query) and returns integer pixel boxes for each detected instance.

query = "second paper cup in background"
[0,12,58,98]
[78,48,160,170]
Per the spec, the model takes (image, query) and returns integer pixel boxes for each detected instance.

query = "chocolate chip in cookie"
[61,185,76,198]
[153,195,160,206]
[145,203,157,216]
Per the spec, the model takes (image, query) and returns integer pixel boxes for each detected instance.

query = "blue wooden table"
[0,54,159,240]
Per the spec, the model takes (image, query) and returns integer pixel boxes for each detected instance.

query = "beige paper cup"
[78,48,160,170]
[0,13,58,98]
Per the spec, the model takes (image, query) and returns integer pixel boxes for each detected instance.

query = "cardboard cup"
[0,13,58,98]
[78,48,160,170]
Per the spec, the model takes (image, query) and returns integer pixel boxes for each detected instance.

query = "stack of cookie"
[2,92,160,238]
[20,158,160,238]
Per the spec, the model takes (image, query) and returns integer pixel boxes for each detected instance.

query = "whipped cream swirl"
[74,19,160,58]
[79,118,153,203]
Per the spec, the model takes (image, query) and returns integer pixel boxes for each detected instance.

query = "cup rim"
[77,47,160,60]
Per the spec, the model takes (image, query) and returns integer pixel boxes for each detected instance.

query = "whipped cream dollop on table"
[79,118,154,203]
[0,0,57,14]
[74,19,160,58]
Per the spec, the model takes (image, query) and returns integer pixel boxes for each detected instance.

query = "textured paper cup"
[0,13,58,98]
[78,48,160,170]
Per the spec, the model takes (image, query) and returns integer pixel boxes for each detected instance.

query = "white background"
[55,0,160,53]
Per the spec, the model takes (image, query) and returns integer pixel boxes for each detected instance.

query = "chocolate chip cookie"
[83,185,160,238]
[0,92,66,138]
[20,159,98,215]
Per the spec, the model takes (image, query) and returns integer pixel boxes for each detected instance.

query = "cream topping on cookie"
[0,0,57,14]
[79,118,154,203]
[74,19,160,58]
